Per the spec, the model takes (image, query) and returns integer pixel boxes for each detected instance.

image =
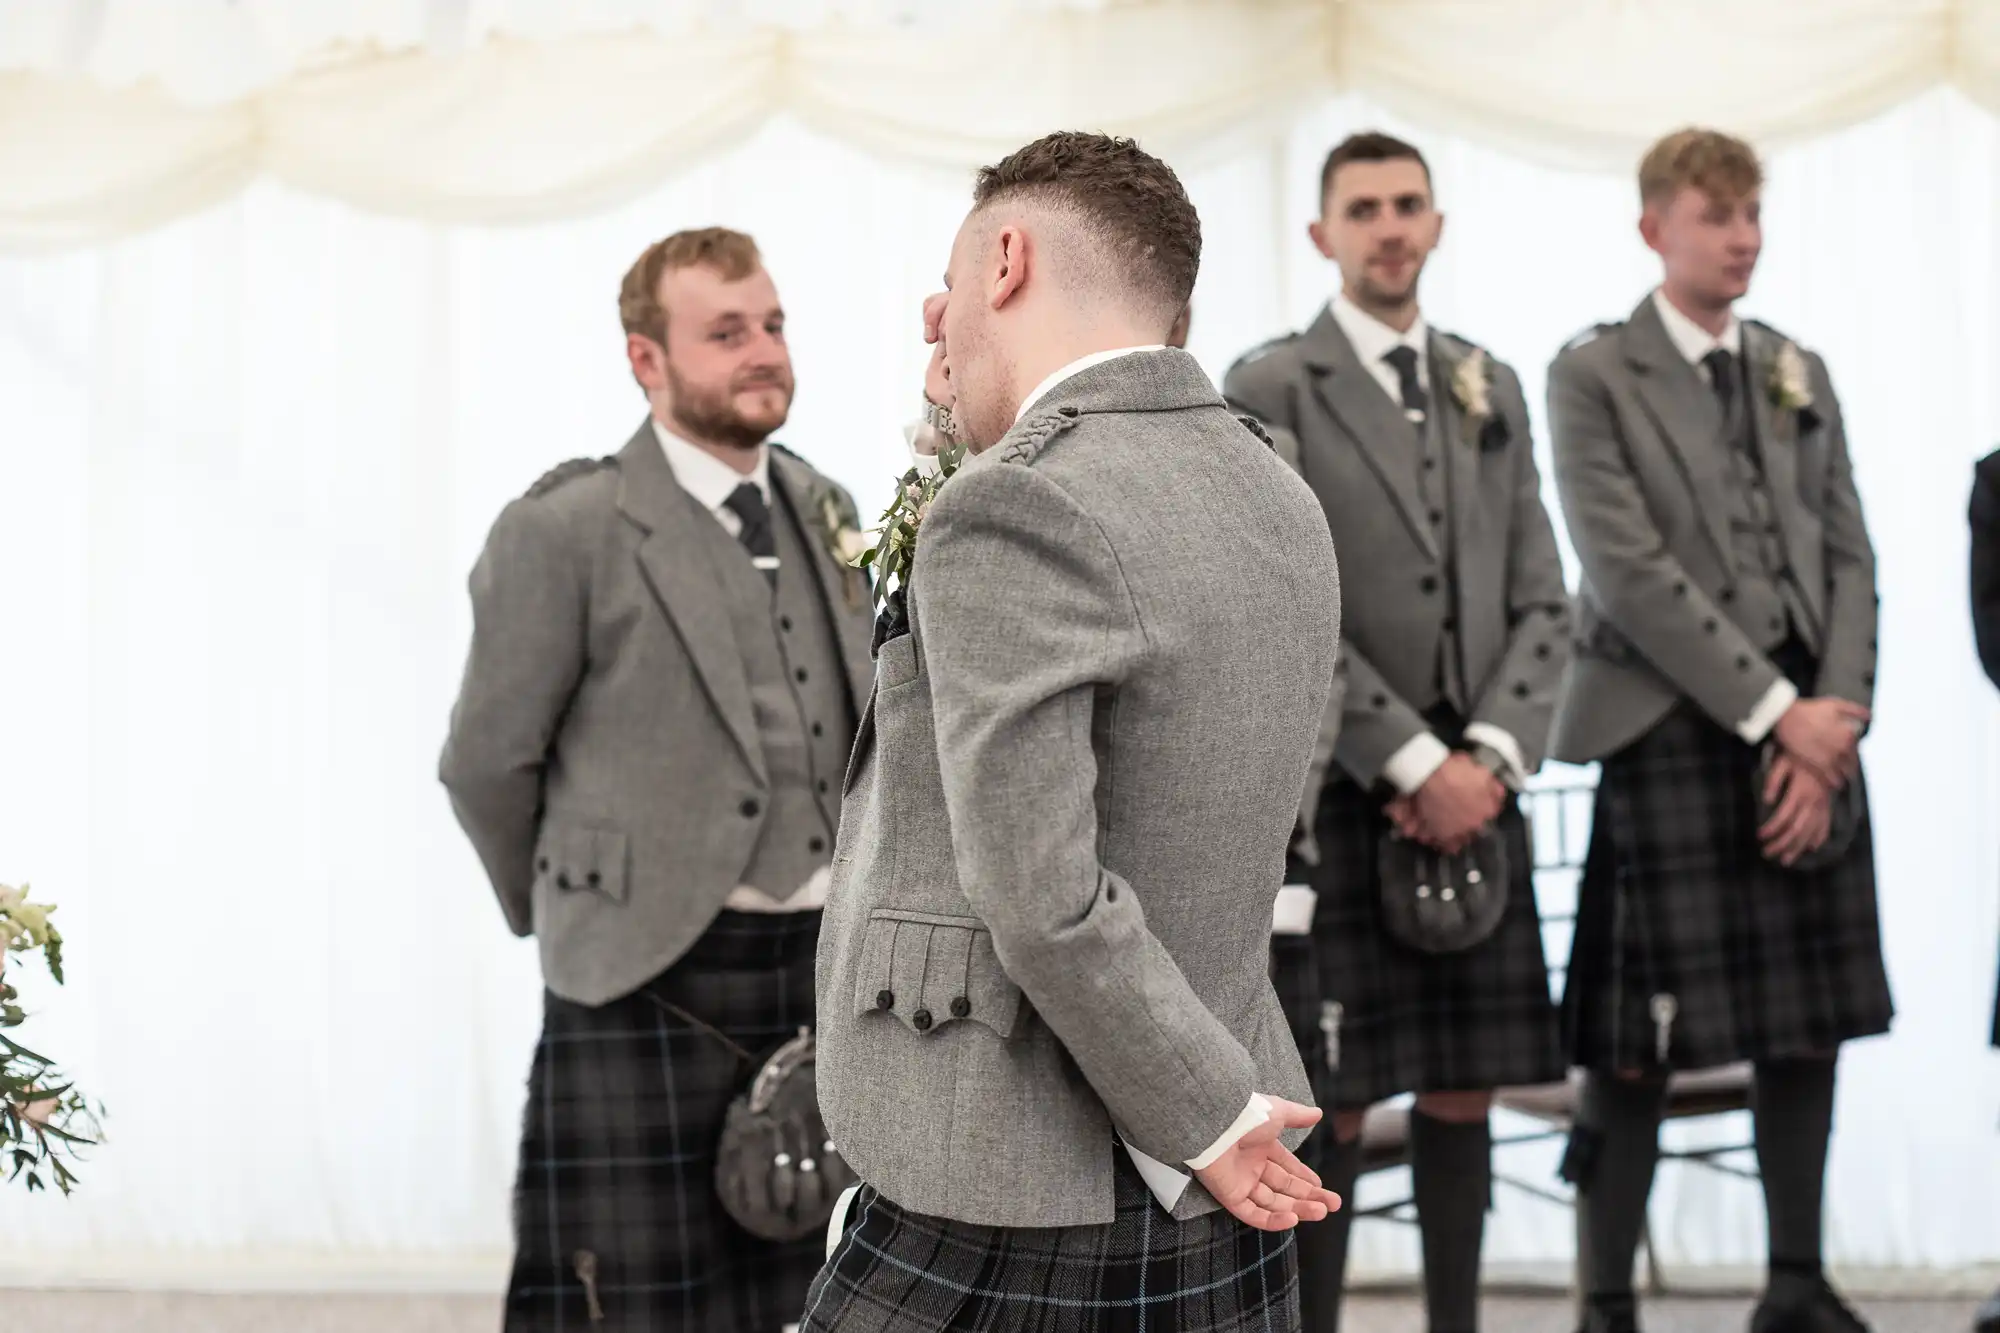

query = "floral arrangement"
[1,883,100,1194]
[849,405,967,609]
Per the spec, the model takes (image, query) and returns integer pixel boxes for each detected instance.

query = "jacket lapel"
[614,423,766,784]
[1300,306,1439,561]
[1621,298,1735,570]
[843,683,877,795]
[768,450,876,709]
[1741,324,1827,629]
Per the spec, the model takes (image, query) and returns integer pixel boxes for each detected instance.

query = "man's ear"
[990,225,1030,310]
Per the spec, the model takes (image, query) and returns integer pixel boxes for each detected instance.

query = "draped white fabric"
[1,84,1998,1287]
[3,0,2000,249]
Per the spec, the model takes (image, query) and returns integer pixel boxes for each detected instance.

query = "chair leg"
[1640,1217,1666,1294]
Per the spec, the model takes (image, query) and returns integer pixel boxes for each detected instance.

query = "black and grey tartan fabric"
[798,1148,1300,1332]
[1275,776,1564,1113]
[1562,684,1894,1073]
[504,910,825,1333]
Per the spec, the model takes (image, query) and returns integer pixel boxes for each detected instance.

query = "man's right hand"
[1773,697,1869,787]
[1191,1097,1342,1232]
[1397,752,1505,855]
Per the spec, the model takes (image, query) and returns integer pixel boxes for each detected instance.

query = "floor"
[3,1290,1990,1332]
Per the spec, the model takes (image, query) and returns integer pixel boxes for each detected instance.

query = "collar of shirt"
[1651,287,1742,364]
[651,418,770,524]
[1013,346,1166,424]
[1332,291,1428,385]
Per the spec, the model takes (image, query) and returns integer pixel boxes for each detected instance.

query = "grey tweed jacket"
[439,423,874,1005]
[1546,296,1877,762]
[816,349,1342,1228]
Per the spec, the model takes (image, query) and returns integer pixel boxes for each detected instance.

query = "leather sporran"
[1376,826,1509,954]
[1753,742,1862,875]
[649,999,859,1243]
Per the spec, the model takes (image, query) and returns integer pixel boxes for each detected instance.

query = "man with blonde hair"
[442,227,875,1331]
[1547,129,1891,1333]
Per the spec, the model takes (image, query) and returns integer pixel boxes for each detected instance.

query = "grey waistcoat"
[711,484,857,898]
[1716,367,1823,654]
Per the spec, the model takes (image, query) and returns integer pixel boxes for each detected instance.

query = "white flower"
[1771,341,1814,413]
[1451,348,1491,419]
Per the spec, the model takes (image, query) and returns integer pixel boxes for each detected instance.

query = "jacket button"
[1441,616,1457,633]
[1673,581,1688,597]
[1429,509,1444,526]
[537,857,550,873]
[809,837,826,854]
[876,989,894,1010]
[950,996,971,1019]
[1534,643,1551,660]
[586,871,601,889]
[818,779,830,794]
[780,616,794,631]
[1703,618,1718,634]
[1512,682,1530,699]
[1720,588,1738,604]
[1736,655,1752,670]
[812,722,824,737]
[795,667,809,683]
[1420,575,1440,594]
[740,798,761,818]
[1371,694,1388,709]
[912,1008,934,1031]
[1106,883,1118,903]
[556,873,572,891]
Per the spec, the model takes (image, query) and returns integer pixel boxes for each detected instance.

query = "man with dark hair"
[1225,130,1571,1333]
[442,227,875,1332]
[809,130,1344,1332]
[1548,127,1890,1333]
[1970,447,2000,1333]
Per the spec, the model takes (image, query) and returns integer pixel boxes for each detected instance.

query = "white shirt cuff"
[1462,722,1528,791]
[1381,732,1452,796]
[1737,678,1799,744]
[1184,1093,1273,1171]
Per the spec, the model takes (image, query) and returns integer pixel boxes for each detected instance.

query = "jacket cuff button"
[875,989,894,1011]
[556,873,572,891]
[585,871,601,888]
[911,1008,934,1031]
[740,798,761,818]
[1512,682,1530,699]
[949,996,971,1019]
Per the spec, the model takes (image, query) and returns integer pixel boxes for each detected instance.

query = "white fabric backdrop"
[0,88,1997,1288]
[3,0,2000,248]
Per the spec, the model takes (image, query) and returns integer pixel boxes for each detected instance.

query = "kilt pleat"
[1276,777,1565,1111]
[799,1149,1300,1332]
[504,910,827,1333]
[1562,700,1894,1072]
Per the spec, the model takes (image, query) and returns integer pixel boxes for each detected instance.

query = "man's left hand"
[1191,1097,1342,1232]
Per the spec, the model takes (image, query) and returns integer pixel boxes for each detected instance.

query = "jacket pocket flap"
[853,910,1023,1039]
[534,824,629,904]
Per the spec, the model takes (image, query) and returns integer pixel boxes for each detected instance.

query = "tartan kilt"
[504,910,825,1333]
[799,1148,1299,1333]
[1275,776,1565,1113]
[1562,701,1895,1072]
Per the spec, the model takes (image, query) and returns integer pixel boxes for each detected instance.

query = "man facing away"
[1547,129,1892,1333]
[809,130,1345,1332]
[440,228,875,1332]
[1225,131,1572,1333]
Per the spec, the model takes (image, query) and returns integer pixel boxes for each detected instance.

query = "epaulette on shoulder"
[1236,414,1276,449]
[1227,331,1298,373]
[1744,317,1804,352]
[993,405,1083,467]
[1562,322,1622,353]
[526,455,616,499]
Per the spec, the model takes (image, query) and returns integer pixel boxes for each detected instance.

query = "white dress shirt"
[650,420,832,913]
[1647,290,1798,743]
[1326,296,1529,795]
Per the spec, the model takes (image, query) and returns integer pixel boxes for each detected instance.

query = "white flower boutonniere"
[1770,341,1814,414]
[1451,347,1492,421]
[813,490,872,609]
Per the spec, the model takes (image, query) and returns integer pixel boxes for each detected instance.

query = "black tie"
[723,482,777,587]
[1702,348,1738,415]
[1383,345,1427,422]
